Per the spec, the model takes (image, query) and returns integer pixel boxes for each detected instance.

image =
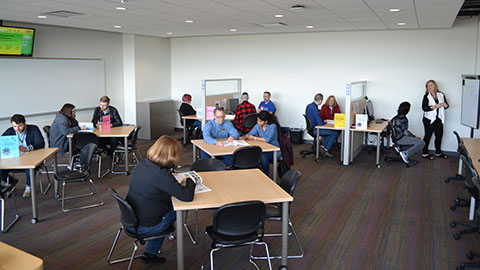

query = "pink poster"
[206,106,215,120]
[103,115,111,131]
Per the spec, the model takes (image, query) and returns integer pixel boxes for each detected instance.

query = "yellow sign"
[334,113,345,128]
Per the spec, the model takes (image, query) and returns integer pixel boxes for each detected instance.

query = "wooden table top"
[182,114,235,121]
[316,120,387,133]
[0,242,43,270]
[191,139,280,156]
[67,125,135,138]
[463,138,480,173]
[0,148,58,170]
[172,169,293,211]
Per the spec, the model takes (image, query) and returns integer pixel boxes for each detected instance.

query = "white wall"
[171,17,480,152]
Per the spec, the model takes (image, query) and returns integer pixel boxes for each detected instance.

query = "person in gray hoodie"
[50,103,87,155]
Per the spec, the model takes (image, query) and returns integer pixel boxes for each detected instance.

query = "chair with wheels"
[450,143,474,211]
[383,121,417,168]
[242,113,258,135]
[230,146,262,170]
[1,176,20,233]
[251,169,304,260]
[54,143,104,212]
[72,132,110,178]
[446,131,466,183]
[201,200,272,270]
[183,158,227,245]
[111,126,142,174]
[300,114,323,161]
[107,188,175,270]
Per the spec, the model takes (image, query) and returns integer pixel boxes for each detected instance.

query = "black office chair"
[383,121,417,167]
[446,131,466,183]
[242,113,258,135]
[450,155,479,240]
[450,143,473,211]
[251,169,304,260]
[201,200,272,270]
[230,146,262,170]
[1,176,19,233]
[300,114,323,161]
[72,132,110,178]
[54,143,104,212]
[107,188,175,270]
[178,109,197,145]
[183,159,227,245]
[111,126,142,174]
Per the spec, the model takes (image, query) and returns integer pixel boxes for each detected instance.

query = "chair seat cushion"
[125,225,175,241]
[265,204,282,218]
[206,226,260,245]
[54,170,89,182]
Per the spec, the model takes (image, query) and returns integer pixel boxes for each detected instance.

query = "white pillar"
[343,84,351,165]
[122,34,137,125]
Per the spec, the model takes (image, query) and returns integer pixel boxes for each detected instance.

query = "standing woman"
[126,135,195,264]
[320,95,341,121]
[422,79,449,159]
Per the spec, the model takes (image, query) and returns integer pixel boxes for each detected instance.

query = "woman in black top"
[421,80,449,159]
[126,135,195,264]
[179,94,201,129]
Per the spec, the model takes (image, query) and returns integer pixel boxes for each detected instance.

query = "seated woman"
[126,135,195,264]
[391,102,425,164]
[243,111,283,177]
[179,94,201,129]
[50,103,87,155]
[320,95,341,121]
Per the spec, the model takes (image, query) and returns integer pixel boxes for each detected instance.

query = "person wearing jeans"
[305,93,338,157]
[392,102,425,164]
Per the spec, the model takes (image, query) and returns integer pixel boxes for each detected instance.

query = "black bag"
[277,159,290,179]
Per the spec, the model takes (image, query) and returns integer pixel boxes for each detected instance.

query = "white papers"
[355,114,368,130]
[223,140,249,147]
[326,119,334,125]
[225,114,235,121]
[195,183,212,194]
[79,122,94,131]
[174,171,211,194]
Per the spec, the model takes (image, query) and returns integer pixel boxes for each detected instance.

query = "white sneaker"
[399,151,409,164]
[23,186,31,198]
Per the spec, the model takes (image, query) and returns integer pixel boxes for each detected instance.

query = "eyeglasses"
[215,115,225,119]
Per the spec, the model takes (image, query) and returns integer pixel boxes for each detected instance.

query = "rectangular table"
[171,169,293,270]
[462,138,480,173]
[181,114,235,145]
[0,241,43,270]
[191,139,281,182]
[0,148,58,223]
[67,126,136,175]
[316,121,388,168]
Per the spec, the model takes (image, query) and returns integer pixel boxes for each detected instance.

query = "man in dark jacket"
[1,114,45,197]
[91,95,123,156]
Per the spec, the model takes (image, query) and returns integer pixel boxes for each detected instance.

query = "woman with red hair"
[179,93,201,130]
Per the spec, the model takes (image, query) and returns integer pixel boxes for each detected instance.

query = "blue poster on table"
[0,135,20,158]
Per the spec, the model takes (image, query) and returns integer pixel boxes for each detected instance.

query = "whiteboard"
[0,58,105,118]
[461,77,480,129]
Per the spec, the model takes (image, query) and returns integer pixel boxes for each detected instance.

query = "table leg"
[124,136,129,174]
[350,131,354,163]
[315,129,320,161]
[30,169,38,223]
[376,132,381,168]
[281,202,289,267]
[176,210,184,270]
[54,153,59,199]
[68,137,73,168]
[193,144,197,163]
[183,118,187,146]
[273,151,278,183]
[340,130,344,162]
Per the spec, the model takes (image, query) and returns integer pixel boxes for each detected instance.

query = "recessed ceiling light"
[306,25,314,29]
[114,25,122,28]
[274,14,284,18]
[397,22,406,26]
[185,20,194,23]
[389,8,401,12]
[115,6,127,10]
[166,32,173,35]
[37,15,47,19]
[290,5,306,11]
[230,29,237,32]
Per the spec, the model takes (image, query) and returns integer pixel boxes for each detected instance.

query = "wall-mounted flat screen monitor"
[0,26,35,56]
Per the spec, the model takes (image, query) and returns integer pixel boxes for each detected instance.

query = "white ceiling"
[0,0,465,38]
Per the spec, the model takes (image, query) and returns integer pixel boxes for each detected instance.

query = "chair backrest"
[458,143,472,165]
[461,155,479,193]
[453,131,463,145]
[279,169,301,196]
[73,132,99,151]
[231,146,262,169]
[387,121,396,143]
[242,113,258,130]
[191,158,227,172]
[177,109,184,126]
[303,114,314,137]
[79,143,97,171]
[108,188,138,231]
[130,126,142,148]
[43,125,51,147]
[213,200,265,237]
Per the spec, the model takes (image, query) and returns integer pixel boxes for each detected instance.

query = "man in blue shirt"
[305,93,338,157]
[202,107,240,166]
[258,91,276,114]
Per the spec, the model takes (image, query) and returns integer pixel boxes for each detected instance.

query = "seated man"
[258,91,276,114]
[305,93,338,157]
[202,107,239,166]
[234,92,256,133]
[392,102,425,164]
[0,114,45,197]
[91,95,123,157]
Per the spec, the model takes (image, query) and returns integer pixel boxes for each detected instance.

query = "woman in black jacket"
[126,135,195,264]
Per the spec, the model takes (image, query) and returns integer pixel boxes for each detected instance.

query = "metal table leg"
[176,210,184,270]
[281,202,289,268]
[68,137,73,168]
[30,169,38,223]
[340,130,345,162]
[315,129,320,161]
[124,136,129,174]
[376,132,381,168]
[183,118,187,145]
[54,152,59,199]
[193,144,197,162]
[273,151,278,183]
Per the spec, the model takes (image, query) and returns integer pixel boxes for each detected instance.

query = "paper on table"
[195,183,212,194]
[0,135,19,158]
[223,140,249,147]
[79,122,94,131]
[326,120,334,125]
[173,171,211,194]
[225,114,235,121]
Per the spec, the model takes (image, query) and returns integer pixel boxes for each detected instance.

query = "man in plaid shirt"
[234,92,257,133]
